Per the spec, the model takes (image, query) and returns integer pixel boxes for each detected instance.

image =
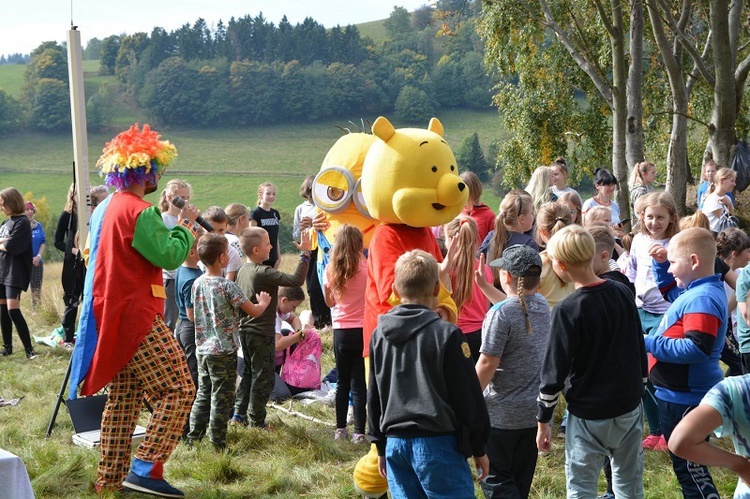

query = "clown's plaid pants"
[95,316,195,489]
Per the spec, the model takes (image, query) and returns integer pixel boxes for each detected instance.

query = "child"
[630,191,680,451]
[159,179,192,332]
[668,374,750,498]
[293,175,331,329]
[734,235,750,374]
[250,182,281,269]
[583,205,612,227]
[323,224,368,443]
[628,160,656,212]
[703,167,737,233]
[460,171,496,243]
[202,206,242,282]
[187,234,271,450]
[643,227,726,497]
[367,250,490,498]
[558,191,582,225]
[231,227,312,429]
[225,203,250,260]
[524,166,556,213]
[25,201,45,308]
[582,168,621,225]
[479,190,539,288]
[549,158,581,202]
[716,228,750,376]
[273,286,308,375]
[475,244,550,499]
[442,216,492,361]
[0,188,36,359]
[536,201,575,309]
[174,232,204,390]
[537,225,647,498]
[588,224,635,296]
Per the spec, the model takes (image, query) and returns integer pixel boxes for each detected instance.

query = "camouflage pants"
[234,333,275,426]
[188,351,237,448]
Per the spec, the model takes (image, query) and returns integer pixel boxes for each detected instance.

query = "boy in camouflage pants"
[187,234,270,449]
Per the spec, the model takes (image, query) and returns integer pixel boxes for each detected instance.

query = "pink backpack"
[281,329,322,390]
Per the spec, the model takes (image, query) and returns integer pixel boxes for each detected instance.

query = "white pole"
[67,27,90,242]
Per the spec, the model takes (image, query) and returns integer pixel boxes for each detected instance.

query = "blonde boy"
[367,250,490,498]
[538,225,646,498]
[644,227,726,497]
[231,227,311,429]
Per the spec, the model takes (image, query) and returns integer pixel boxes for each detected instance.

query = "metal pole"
[67,27,90,242]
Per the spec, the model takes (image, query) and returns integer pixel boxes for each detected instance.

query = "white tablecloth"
[0,449,34,499]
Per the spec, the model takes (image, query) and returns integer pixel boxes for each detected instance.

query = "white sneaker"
[351,433,367,444]
[334,428,348,440]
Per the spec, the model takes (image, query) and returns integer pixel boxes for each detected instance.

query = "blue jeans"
[385,435,474,499]
[658,399,719,498]
[565,405,644,499]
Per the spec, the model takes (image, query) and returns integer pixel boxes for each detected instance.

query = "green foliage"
[229,60,283,125]
[98,35,120,76]
[383,6,412,38]
[30,78,70,131]
[394,85,435,123]
[455,132,490,181]
[83,38,103,61]
[85,84,114,131]
[0,88,22,133]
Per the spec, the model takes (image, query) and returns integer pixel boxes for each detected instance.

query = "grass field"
[0,260,740,498]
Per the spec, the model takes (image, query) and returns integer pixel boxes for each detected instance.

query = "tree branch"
[592,0,616,36]
[650,110,711,128]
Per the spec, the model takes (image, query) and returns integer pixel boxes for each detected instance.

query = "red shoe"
[642,434,660,449]
[653,435,669,451]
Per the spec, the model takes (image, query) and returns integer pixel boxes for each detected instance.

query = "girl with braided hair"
[475,244,550,499]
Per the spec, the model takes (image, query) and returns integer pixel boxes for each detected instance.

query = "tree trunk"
[626,0,645,173]
[708,0,737,168]
[611,0,630,218]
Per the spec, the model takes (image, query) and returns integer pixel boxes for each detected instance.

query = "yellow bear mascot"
[353,116,468,497]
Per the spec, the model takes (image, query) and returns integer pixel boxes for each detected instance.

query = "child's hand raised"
[256,291,272,309]
[294,229,313,253]
[648,243,668,264]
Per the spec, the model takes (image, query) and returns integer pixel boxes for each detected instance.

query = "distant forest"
[0,0,495,132]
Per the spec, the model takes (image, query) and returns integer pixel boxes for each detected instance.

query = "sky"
[1,0,430,57]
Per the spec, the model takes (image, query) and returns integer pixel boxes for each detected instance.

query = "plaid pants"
[96,316,195,489]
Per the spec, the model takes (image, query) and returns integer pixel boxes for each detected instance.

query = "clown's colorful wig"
[96,124,177,190]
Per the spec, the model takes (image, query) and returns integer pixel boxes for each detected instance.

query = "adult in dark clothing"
[54,183,85,346]
[0,188,36,358]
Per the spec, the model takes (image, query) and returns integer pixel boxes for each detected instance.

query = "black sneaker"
[25,348,38,360]
[1,346,12,356]
[122,472,184,498]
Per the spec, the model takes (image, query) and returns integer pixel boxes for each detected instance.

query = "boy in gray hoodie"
[367,249,490,499]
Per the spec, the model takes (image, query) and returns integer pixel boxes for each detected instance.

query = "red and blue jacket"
[644,273,727,406]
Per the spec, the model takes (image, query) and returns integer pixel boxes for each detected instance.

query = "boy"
[537,225,646,498]
[187,234,270,449]
[588,224,635,297]
[644,227,726,497]
[367,250,490,499]
[174,231,203,390]
[273,286,310,374]
[202,206,242,281]
[668,374,750,498]
[231,227,312,429]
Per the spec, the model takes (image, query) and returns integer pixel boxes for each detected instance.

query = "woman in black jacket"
[54,183,84,347]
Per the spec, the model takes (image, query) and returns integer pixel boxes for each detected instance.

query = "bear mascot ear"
[371,116,396,142]
[427,117,444,137]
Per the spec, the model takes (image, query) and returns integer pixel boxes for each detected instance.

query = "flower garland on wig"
[96,123,178,189]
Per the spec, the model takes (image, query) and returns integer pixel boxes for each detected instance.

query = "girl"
[582,168,621,225]
[460,171,496,243]
[702,167,737,233]
[479,190,538,288]
[323,224,367,444]
[696,160,719,209]
[442,216,492,362]
[715,228,750,376]
[536,202,575,309]
[475,244,550,499]
[225,203,250,259]
[550,157,581,201]
[25,202,45,308]
[628,160,657,211]
[558,191,582,225]
[524,166,556,214]
[54,183,81,347]
[630,191,680,451]
[293,175,331,329]
[250,182,281,269]
[0,188,36,359]
[159,179,192,332]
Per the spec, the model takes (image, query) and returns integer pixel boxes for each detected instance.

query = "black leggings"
[0,286,32,351]
[333,328,366,433]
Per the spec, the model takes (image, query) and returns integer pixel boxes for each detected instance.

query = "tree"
[384,7,412,38]
[83,38,103,60]
[412,5,435,30]
[455,132,490,181]
[144,57,199,125]
[99,36,121,76]
[0,89,22,134]
[30,78,70,131]
[86,84,114,130]
[394,85,434,123]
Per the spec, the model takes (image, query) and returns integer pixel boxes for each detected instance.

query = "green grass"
[1,261,741,498]
[0,63,26,97]
[356,19,388,44]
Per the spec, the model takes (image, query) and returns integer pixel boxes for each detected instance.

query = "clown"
[69,124,199,497]
[353,116,469,496]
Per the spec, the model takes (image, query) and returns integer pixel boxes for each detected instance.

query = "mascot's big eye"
[327,187,345,201]
[313,166,356,214]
